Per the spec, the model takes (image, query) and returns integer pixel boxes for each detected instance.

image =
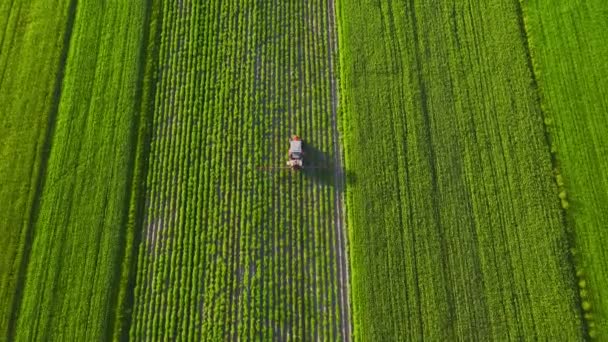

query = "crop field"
[0,0,72,334]
[126,0,349,340]
[336,0,586,340]
[1,0,148,340]
[1,0,606,341]
[523,0,608,338]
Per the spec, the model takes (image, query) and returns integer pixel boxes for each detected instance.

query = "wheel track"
[325,0,351,340]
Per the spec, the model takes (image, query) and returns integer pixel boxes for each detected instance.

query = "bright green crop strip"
[8,1,149,340]
[336,0,584,340]
[127,0,346,339]
[521,0,608,338]
[0,1,72,337]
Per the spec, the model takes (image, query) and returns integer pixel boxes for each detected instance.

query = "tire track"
[325,0,351,340]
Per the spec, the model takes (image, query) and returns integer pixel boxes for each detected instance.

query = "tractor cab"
[287,135,303,170]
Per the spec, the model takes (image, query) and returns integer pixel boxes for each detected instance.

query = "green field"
[523,0,608,338]
[336,0,584,339]
[126,0,348,340]
[1,0,606,340]
[0,0,73,335]
[1,1,148,340]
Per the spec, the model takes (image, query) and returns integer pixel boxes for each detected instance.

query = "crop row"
[128,0,345,340]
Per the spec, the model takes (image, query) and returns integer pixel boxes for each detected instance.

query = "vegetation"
[1,0,606,340]
[522,0,608,338]
[0,0,74,337]
[335,0,584,339]
[127,0,347,340]
[2,1,149,340]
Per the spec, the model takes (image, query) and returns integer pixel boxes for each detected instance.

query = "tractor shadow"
[302,142,333,185]
[301,141,356,187]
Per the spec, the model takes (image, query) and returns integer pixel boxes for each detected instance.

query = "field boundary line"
[108,0,161,340]
[325,0,351,340]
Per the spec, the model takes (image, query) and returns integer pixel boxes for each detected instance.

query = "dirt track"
[325,0,351,340]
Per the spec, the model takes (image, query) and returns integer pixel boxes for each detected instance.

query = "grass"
[0,0,73,337]
[336,0,584,339]
[6,1,149,340]
[522,0,608,338]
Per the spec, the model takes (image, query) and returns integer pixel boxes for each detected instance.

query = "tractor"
[287,135,303,170]
[257,135,327,171]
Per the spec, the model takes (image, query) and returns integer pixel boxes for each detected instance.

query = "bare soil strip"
[325,0,351,340]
